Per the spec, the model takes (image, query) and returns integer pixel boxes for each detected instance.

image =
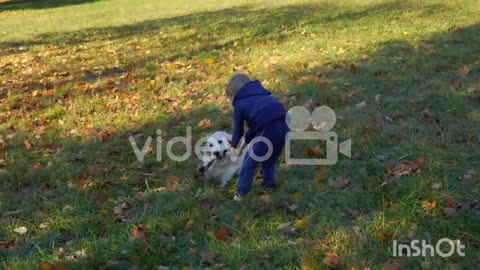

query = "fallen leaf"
[199,252,215,264]
[294,219,309,230]
[376,229,391,243]
[383,260,401,270]
[328,176,350,189]
[197,118,212,128]
[323,252,340,268]
[130,224,146,242]
[39,261,53,270]
[393,157,426,178]
[167,175,180,187]
[431,182,442,191]
[408,223,417,237]
[458,65,471,76]
[322,237,334,245]
[314,170,325,184]
[206,58,214,65]
[421,201,437,211]
[24,139,32,149]
[355,101,367,109]
[450,78,460,88]
[13,226,27,235]
[113,202,127,215]
[214,226,227,242]
[259,194,272,204]
[446,198,455,207]
[303,147,323,158]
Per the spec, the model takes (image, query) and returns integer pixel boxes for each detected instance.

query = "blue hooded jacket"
[231,80,287,148]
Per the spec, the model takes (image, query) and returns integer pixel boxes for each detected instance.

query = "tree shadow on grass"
[0,0,98,12]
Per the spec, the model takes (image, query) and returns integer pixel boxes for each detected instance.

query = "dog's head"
[198,131,232,169]
[205,131,232,160]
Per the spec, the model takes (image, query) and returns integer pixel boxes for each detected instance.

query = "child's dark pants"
[237,120,289,195]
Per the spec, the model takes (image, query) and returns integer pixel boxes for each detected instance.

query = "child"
[226,73,289,200]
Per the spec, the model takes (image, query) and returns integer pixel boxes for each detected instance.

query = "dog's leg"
[219,175,232,188]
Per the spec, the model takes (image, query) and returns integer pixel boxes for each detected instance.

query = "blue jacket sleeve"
[231,108,244,148]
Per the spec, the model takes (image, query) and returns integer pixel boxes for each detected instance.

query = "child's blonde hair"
[225,73,252,100]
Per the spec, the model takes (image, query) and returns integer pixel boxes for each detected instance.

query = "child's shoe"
[233,194,242,201]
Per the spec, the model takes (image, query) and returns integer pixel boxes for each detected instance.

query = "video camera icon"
[285,106,351,165]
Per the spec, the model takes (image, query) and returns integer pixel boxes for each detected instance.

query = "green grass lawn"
[1,0,479,269]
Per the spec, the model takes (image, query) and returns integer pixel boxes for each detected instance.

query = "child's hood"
[232,81,271,104]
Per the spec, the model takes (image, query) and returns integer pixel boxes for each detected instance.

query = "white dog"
[197,131,245,187]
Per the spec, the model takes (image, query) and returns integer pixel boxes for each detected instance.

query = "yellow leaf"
[295,219,309,229]
[314,171,324,183]
[150,80,156,86]
[234,214,241,222]
[421,200,437,210]
[197,118,212,128]
[206,58,214,65]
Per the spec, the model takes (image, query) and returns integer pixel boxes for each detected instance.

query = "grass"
[1,0,479,269]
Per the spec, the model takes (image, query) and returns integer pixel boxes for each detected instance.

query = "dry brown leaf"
[446,198,455,207]
[393,157,425,177]
[24,139,32,149]
[214,226,227,242]
[303,147,323,158]
[39,261,53,270]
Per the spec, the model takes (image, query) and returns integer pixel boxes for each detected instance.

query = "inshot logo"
[393,238,465,257]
